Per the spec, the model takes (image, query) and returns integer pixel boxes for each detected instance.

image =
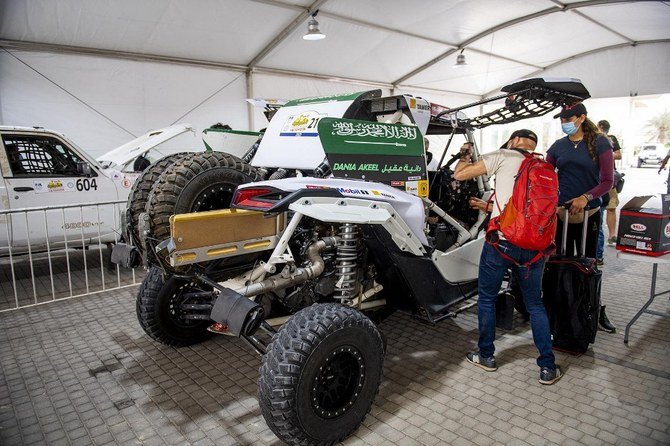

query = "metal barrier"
[0,200,143,312]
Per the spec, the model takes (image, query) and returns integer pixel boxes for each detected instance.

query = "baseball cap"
[553,102,587,119]
[500,129,538,149]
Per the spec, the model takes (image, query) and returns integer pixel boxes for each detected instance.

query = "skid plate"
[169,209,283,266]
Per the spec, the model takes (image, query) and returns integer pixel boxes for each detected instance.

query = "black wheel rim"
[311,346,365,419]
[167,282,206,328]
[192,184,235,212]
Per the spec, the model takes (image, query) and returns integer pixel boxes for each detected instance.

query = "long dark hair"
[581,117,601,161]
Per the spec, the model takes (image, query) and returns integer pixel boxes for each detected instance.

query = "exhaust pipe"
[206,237,338,336]
[234,236,338,297]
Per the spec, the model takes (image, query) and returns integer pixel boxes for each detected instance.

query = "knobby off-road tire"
[146,151,260,245]
[136,266,214,347]
[259,304,385,445]
[126,152,190,246]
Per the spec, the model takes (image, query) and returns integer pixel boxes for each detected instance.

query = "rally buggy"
[121,78,590,445]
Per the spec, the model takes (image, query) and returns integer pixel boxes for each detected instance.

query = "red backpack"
[486,149,559,264]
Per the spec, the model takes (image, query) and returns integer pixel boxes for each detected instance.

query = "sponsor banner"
[327,154,428,197]
[318,118,423,156]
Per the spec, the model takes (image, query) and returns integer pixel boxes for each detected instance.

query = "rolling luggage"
[542,208,602,354]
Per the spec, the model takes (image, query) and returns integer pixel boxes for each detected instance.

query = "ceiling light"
[453,49,467,68]
[303,12,325,41]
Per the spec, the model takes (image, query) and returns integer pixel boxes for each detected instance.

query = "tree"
[646,110,670,145]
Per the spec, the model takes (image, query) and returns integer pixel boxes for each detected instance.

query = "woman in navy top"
[546,102,616,332]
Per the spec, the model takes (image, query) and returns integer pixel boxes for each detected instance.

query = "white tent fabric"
[1,0,669,152]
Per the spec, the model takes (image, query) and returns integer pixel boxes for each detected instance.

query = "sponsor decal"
[409,98,416,109]
[416,102,429,111]
[111,171,122,180]
[407,175,421,181]
[336,187,370,195]
[122,178,132,188]
[390,180,405,187]
[371,190,396,199]
[665,222,670,238]
[48,180,64,191]
[306,185,330,189]
[33,179,76,193]
[417,180,429,198]
[405,181,419,195]
[631,223,647,232]
[280,110,323,137]
[62,220,103,230]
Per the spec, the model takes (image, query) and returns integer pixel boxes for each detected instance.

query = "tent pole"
[246,69,255,132]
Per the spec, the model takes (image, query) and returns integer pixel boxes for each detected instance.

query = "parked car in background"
[0,124,193,255]
[637,143,664,167]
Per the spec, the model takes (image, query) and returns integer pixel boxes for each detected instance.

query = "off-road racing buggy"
[123,78,590,445]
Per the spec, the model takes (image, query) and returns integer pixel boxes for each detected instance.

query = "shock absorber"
[335,223,360,303]
[241,138,261,164]
[313,158,331,178]
[269,168,289,180]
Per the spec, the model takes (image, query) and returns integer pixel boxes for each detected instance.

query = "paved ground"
[0,242,668,446]
[0,166,668,445]
[0,247,142,311]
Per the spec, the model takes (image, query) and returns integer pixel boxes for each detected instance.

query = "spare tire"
[145,151,261,251]
[126,152,191,246]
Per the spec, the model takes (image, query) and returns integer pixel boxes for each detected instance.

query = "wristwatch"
[583,193,594,201]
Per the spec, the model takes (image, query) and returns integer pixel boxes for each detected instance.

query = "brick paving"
[0,247,141,311]
[0,245,669,445]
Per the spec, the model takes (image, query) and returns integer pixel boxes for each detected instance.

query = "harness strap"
[485,227,552,277]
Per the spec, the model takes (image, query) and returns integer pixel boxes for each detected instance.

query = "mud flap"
[210,288,264,337]
[110,243,142,269]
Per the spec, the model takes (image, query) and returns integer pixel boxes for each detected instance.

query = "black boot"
[599,305,616,333]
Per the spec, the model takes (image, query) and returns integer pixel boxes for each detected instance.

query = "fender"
[288,196,427,256]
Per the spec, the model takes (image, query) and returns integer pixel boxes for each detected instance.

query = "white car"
[0,124,194,255]
[637,143,664,167]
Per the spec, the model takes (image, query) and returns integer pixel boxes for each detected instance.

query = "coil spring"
[269,168,289,180]
[335,223,359,302]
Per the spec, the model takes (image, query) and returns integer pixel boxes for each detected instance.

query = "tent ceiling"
[1,0,669,99]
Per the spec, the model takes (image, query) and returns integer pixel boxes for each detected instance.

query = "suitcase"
[542,208,602,354]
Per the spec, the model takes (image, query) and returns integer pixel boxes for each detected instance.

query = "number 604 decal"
[76,178,98,191]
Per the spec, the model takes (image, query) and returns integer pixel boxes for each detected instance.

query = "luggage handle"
[560,207,590,258]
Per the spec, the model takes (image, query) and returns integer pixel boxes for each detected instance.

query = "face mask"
[561,121,578,135]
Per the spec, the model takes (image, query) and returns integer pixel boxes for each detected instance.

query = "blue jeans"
[596,207,605,259]
[477,240,555,369]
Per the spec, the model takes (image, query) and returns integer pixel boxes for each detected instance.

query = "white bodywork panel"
[201,131,259,158]
[241,177,428,246]
[402,95,431,135]
[289,197,426,256]
[96,123,194,168]
[432,234,484,283]
[251,100,356,170]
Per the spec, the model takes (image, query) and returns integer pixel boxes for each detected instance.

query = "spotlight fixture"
[303,11,325,41]
[453,49,467,68]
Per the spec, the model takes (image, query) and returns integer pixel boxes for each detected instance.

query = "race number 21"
[76,178,98,191]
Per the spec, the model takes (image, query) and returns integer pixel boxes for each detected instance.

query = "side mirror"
[77,161,92,176]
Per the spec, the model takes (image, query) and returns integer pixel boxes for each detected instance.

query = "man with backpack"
[454,129,564,385]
